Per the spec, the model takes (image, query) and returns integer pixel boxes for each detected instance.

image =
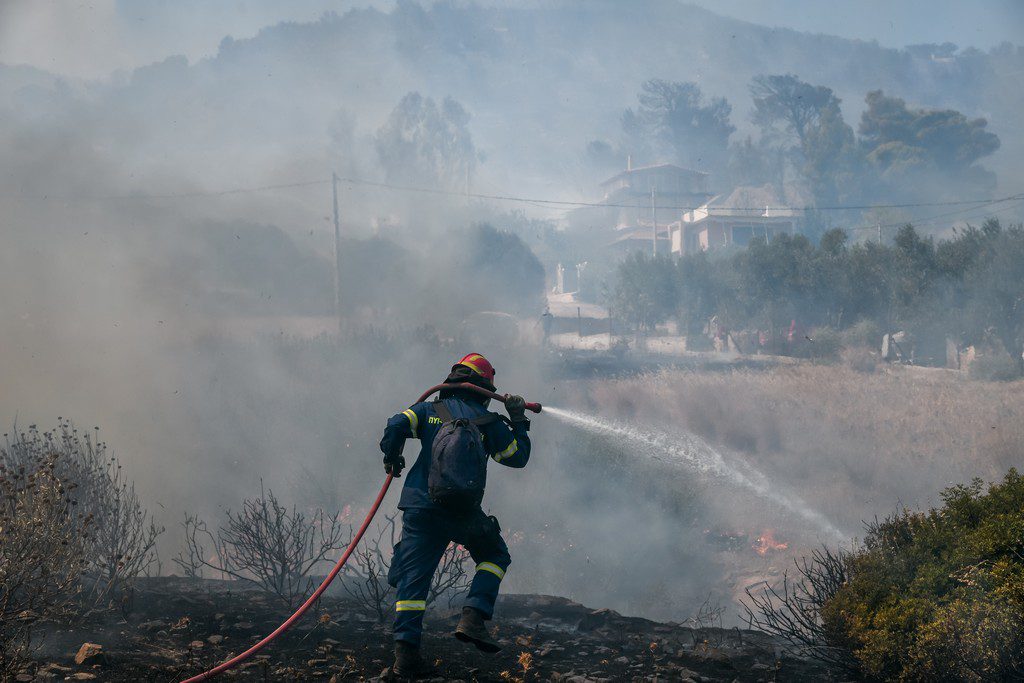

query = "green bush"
[821,470,1024,681]
[969,354,1023,382]
[842,319,882,350]
[805,326,843,361]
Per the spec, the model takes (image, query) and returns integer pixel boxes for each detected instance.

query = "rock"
[14,674,33,682]
[307,658,329,667]
[73,643,107,667]
[189,640,205,649]
[206,634,225,645]
[39,664,72,674]
[138,619,167,632]
[68,675,97,681]
[577,608,615,632]
[233,621,254,630]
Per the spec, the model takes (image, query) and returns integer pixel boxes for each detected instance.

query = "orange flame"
[753,529,788,555]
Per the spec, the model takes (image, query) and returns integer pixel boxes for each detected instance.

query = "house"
[669,185,795,256]
[565,160,711,254]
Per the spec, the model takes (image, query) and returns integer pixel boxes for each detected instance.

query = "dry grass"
[575,365,1024,531]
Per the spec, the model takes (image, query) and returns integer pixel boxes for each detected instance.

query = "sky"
[0,0,1021,80]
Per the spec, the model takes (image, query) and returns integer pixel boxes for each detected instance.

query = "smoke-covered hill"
[3,0,1021,215]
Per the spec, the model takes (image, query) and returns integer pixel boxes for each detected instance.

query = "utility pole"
[332,172,343,334]
[651,186,658,256]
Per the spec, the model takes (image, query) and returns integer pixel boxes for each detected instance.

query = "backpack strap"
[432,400,498,426]
[433,400,454,423]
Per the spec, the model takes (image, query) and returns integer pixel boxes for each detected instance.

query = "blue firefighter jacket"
[380,396,531,510]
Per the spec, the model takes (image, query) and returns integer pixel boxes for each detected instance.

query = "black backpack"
[428,400,496,510]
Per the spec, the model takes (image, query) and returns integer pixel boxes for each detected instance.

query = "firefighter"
[379,353,532,679]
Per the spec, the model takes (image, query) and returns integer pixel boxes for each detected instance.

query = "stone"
[138,619,167,632]
[68,675,97,681]
[73,643,106,667]
[206,634,225,645]
[189,640,205,649]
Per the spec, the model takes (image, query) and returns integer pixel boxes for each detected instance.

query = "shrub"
[841,346,878,374]
[803,326,843,361]
[841,319,882,350]
[748,470,1024,679]
[342,513,471,621]
[175,483,348,608]
[969,353,1023,382]
[2,422,161,616]
[0,450,90,675]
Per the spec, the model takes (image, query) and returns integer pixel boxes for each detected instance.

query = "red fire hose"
[180,383,540,682]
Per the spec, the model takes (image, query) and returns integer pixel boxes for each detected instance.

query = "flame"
[753,529,788,555]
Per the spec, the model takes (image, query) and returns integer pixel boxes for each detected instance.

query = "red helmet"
[454,353,496,383]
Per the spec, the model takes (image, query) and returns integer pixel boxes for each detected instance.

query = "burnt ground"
[14,578,834,682]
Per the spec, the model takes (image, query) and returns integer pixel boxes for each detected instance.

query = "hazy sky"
[0,0,1021,80]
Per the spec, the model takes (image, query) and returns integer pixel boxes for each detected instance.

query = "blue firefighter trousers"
[388,507,511,645]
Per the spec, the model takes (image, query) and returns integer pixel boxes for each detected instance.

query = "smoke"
[544,406,846,540]
[1,0,1021,623]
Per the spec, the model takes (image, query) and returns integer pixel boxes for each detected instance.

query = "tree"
[375,92,477,190]
[859,90,1000,199]
[735,233,819,333]
[751,75,842,149]
[453,223,546,317]
[750,74,861,205]
[622,80,735,172]
[609,252,678,332]
[676,251,731,336]
[963,220,1024,373]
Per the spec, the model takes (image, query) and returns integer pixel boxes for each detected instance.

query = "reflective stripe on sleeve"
[476,562,506,580]
[492,439,518,462]
[402,409,418,437]
[396,600,426,611]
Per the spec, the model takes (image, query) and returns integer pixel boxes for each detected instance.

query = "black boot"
[454,606,502,653]
[391,640,431,680]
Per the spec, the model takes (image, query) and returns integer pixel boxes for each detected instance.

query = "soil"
[13,578,832,682]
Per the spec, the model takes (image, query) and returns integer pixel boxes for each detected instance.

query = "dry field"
[572,364,1024,534]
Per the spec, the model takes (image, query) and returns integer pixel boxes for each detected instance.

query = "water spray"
[179,383,540,682]
[544,406,846,540]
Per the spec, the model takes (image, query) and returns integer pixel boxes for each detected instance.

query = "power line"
[334,175,1019,214]
[848,193,1024,233]
[0,179,330,203]
[4,172,1021,218]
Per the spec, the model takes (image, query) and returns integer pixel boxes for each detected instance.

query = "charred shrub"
[341,513,471,622]
[0,449,90,675]
[1,422,162,618]
[175,483,348,608]
[743,546,858,674]
[747,470,1024,679]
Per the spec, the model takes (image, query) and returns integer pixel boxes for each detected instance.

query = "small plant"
[175,482,347,608]
[342,514,472,621]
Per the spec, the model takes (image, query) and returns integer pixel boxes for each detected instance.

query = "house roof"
[683,184,797,223]
[599,163,709,187]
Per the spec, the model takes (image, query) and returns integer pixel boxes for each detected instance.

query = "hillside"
[2,0,1021,213]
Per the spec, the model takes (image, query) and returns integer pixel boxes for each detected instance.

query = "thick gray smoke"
[2,1,1021,622]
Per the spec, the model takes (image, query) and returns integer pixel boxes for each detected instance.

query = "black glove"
[383,450,405,477]
[503,394,528,423]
